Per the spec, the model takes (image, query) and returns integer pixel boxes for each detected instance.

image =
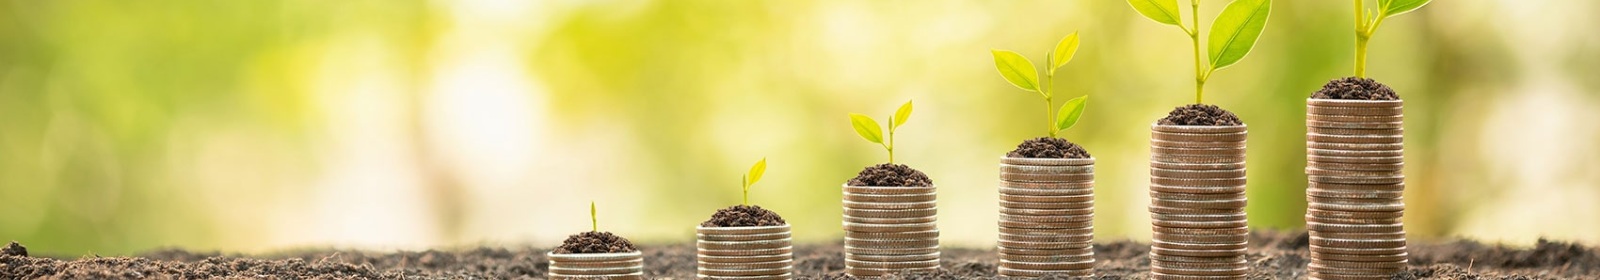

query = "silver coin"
[1000,213,1094,224]
[1150,191,1247,201]
[1308,201,1405,212]
[1308,133,1403,144]
[1150,184,1247,195]
[547,265,644,275]
[1000,186,1095,196]
[843,185,936,195]
[1000,172,1096,183]
[842,193,937,203]
[999,193,1094,203]
[843,215,936,224]
[1151,176,1247,187]
[1152,139,1246,149]
[842,201,937,210]
[1001,207,1094,216]
[697,266,794,277]
[998,226,1093,236]
[697,247,794,257]
[1150,197,1248,209]
[1307,188,1404,199]
[998,259,1095,270]
[1000,180,1095,189]
[1306,222,1404,233]
[999,251,1093,263]
[1311,251,1407,262]
[999,200,1095,210]
[1307,142,1404,151]
[998,246,1093,256]
[844,229,940,240]
[696,254,791,264]
[999,220,1093,229]
[843,245,940,256]
[842,221,937,233]
[1151,154,1248,164]
[1309,244,1406,255]
[844,208,938,219]
[1150,212,1247,222]
[695,260,792,270]
[1151,168,1247,179]
[1308,175,1405,185]
[1306,148,1403,158]
[546,251,643,262]
[843,237,939,249]
[1151,132,1249,143]
[1307,120,1403,130]
[999,163,1095,175]
[1309,236,1406,248]
[1151,124,1248,133]
[1307,99,1403,108]
[844,252,938,262]
[1307,127,1404,137]
[997,240,1094,250]
[998,267,1094,278]
[695,239,793,250]
[1308,182,1405,192]
[998,232,1095,243]
[1150,246,1246,258]
[1000,157,1095,166]
[1149,205,1247,215]
[1151,146,1247,157]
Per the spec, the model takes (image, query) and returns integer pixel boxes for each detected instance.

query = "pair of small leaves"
[1127,0,1272,71]
[990,32,1080,96]
[1379,0,1430,17]
[742,158,766,205]
[849,100,913,145]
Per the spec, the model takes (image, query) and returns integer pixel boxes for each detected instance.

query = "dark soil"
[847,163,932,187]
[1313,77,1399,100]
[2,232,1596,279]
[1157,104,1243,126]
[2,242,25,257]
[701,205,787,227]
[1007,137,1091,159]
[552,231,636,254]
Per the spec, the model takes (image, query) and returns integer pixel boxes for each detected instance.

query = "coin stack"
[696,225,794,280]
[996,157,1096,278]
[841,184,940,277]
[547,251,644,280]
[1305,99,1407,280]
[1148,124,1250,280]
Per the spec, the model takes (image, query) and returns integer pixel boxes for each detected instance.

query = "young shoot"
[991,31,1090,138]
[1353,0,1431,77]
[741,157,767,205]
[589,201,598,232]
[1127,0,1272,104]
[849,100,914,163]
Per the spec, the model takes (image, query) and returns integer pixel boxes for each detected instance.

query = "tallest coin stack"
[1148,124,1249,280]
[1305,99,1407,280]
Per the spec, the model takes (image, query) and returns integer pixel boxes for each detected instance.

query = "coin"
[998,267,1094,277]
[1150,246,1246,257]
[998,246,1093,256]
[1151,154,1248,164]
[696,232,791,242]
[1311,251,1407,262]
[696,260,792,270]
[696,225,791,235]
[1150,212,1248,222]
[1152,161,1247,171]
[1307,209,1403,219]
[1309,237,1407,248]
[1151,168,1248,179]
[998,226,1093,236]
[1310,231,1406,240]
[1000,157,1095,166]
[1152,139,1247,149]
[1150,191,1247,201]
[1150,265,1249,277]
[842,193,937,203]
[843,215,937,224]
[1307,113,1404,123]
[1152,131,1249,143]
[1306,105,1403,116]
[548,272,643,280]
[845,258,940,269]
[1307,127,1404,137]
[1309,244,1406,255]
[842,201,937,210]
[1308,182,1405,192]
[1001,207,1094,216]
[548,258,644,269]
[1150,259,1247,269]
[1000,172,1096,183]
[1308,262,1405,275]
[999,220,1093,229]
[1000,180,1095,189]
[1153,232,1249,244]
[1307,142,1404,151]
[843,185,936,195]
[1151,226,1248,235]
[694,273,790,280]
[1308,202,1405,212]
[695,239,792,250]
[1308,175,1405,185]
[999,251,1093,263]
[1150,197,1248,209]
[546,251,643,263]
[1151,184,1247,195]
[697,247,794,257]
[844,252,938,262]
[1152,124,1249,133]
[696,254,791,264]
[1307,189,1404,199]
[999,259,1094,270]
[1000,186,1095,196]
[1306,222,1404,233]
[1308,120,1403,130]
[843,245,939,256]
[844,230,939,240]
[997,240,1094,250]
[1308,133,1403,144]
[999,201,1095,210]
[1150,205,1247,215]
[548,265,645,275]
[1151,146,1247,157]
[999,163,1095,174]
[844,267,937,277]
[1307,99,1403,108]
[1306,148,1404,158]
[844,208,938,219]
[1309,196,1403,205]
[998,233,1094,243]
[1000,193,1094,203]
[1000,213,1094,223]
[1147,253,1246,263]
[1152,240,1248,251]
[842,222,938,233]
[1151,177,1248,188]
[1304,215,1401,225]
[843,238,939,249]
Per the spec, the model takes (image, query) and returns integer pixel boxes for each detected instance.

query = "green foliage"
[1208,0,1273,71]
[1127,0,1273,104]
[1056,96,1089,133]
[1356,0,1431,77]
[742,158,767,205]
[1129,0,1183,26]
[848,100,914,163]
[990,32,1090,138]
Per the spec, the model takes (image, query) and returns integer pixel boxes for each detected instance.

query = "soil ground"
[2,231,1596,279]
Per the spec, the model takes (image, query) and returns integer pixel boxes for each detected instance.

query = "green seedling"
[1128,0,1272,104]
[741,157,767,205]
[849,100,914,163]
[589,201,598,232]
[1353,0,1431,77]
[991,31,1090,138]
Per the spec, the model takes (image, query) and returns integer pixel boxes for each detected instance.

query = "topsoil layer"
[551,231,635,254]
[3,231,1596,279]
[1158,104,1243,126]
[1313,77,1399,100]
[1007,137,1091,159]
[847,163,933,187]
[701,205,787,227]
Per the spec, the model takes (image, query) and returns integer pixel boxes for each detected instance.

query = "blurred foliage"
[2,0,1597,255]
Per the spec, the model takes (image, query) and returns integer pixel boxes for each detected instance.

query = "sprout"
[990,31,1090,137]
[742,157,767,205]
[1128,0,1272,104]
[1354,0,1431,77]
[849,100,914,163]
[589,201,597,232]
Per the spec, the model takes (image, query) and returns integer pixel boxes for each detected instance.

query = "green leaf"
[848,113,884,144]
[990,49,1040,93]
[892,100,913,129]
[1207,0,1272,70]
[1050,32,1081,72]
[1055,95,1088,133]
[1127,0,1182,26]
[1379,0,1430,17]
[746,157,767,188]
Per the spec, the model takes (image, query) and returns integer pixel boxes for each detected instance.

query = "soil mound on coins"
[2,242,25,257]
[1158,104,1242,126]
[553,231,636,254]
[847,163,932,187]
[1313,77,1399,100]
[702,205,787,227]
[1007,137,1091,159]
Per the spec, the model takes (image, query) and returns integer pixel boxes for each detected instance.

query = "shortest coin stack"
[842,185,940,277]
[1306,99,1407,280]
[1148,124,1250,280]
[997,157,1097,278]
[547,251,644,280]
[696,225,794,280]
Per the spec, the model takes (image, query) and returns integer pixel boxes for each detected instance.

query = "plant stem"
[1354,0,1368,78]
[886,128,895,164]
[742,176,749,205]
[1190,0,1205,104]
[1044,55,1056,138]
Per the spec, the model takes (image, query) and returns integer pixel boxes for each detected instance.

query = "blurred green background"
[3,0,1598,255]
